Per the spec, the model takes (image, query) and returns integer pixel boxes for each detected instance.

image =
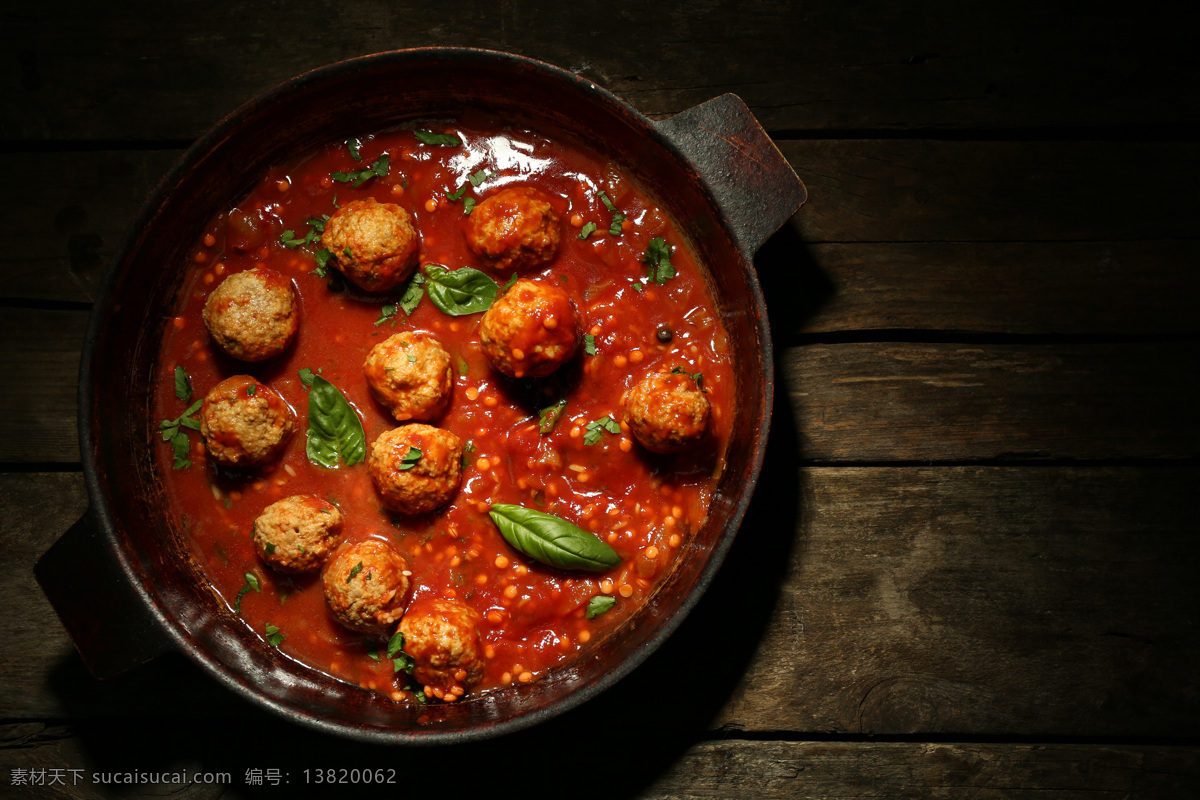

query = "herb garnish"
[375,303,398,326]
[641,237,676,284]
[159,398,203,470]
[415,130,462,146]
[298,367,319,389]
[174,366,192,402]
[332,154,389,188]
[538,399,568,433]
[305,375,366,468]
[234,572,261,614]
[583,334,597,356]
[388,631,416,674]
[584,415,621,445]
[347,138,363,161]
[586,595,617,619]
[670,365,707,392]
[346,561,364,583]
[265,623,285,647]
[488,504,622,572]
[578,221,598,239]
[501,272,519,293]
[422,264,499,316]
[366,638,381,661]
[399,272,426,316]
[398,446,422,471]
[598,191,626,236]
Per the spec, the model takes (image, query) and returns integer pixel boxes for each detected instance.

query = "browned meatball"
[321,198,419,292]
[398,597,484,696]
[199,375,295,466]
[465,186,560,273]
[252,495,344,573]
[202,267,298,361]
[322,539,411,634]
[368,424,463,515]
[478,279,580,378]
[363,332,453,422]
[620,370,711,454]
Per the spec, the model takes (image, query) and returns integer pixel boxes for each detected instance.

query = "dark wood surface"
[2,2,1198,797]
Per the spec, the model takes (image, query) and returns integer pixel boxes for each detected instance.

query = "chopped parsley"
[375,304,398,326]
[446,183,469,201]
[174,366,192,402]
[399,273,427,316]
[584,415,621,445]
[398,446,422,471]
[578,221,598,239]
[671,365,707,392]
[312,248,334,277]
[501,272,519,293]
[265,623,285,647]
[388,631,416,674]
[347,138,363,161]
[461,440,476,470]
[462,197,476,215]
[583,334,597,356]
[158,397,203,470]
[641,237,676,284]
[298,367,320,389]
[346,561,364,583]
[332,154,389,187]
[414,130,462,146]
[538,399,567,433]
[245,383,256,397]
[234,572,261,614]
[598,190,627,236]
[586,595,617,619]
[264,542,276,555]
[366,638,381,661]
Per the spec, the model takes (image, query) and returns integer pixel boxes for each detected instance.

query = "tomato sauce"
[154,115,734,702]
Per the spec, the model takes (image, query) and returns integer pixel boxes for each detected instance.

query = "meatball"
[478,279,580,378]
[202,267,298,361]
[322,539,412,634]
[363,332,453,422]
[368,424,463,515]
[199,375,295,466]
[252,495,344,573]
[465,186,561,273]
[320,198,419,292]
[620,369,711,454]
[398,597,484,695]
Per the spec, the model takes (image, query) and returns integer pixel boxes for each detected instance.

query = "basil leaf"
[305,375,366,468]
[583,334,597,356]
[488,504,622,572]
[387,631,406,659]
[399,272,426,316]
[469,169,490,187]
[578,221,597,239]
[265,623,285,647]
[347,561,364,583]
[423,264,498,316]
[462,197,476,215]
[234,571,261,614]
[598,191,618,212]
[538,399,567,433]
[174,366,192,402]
[415,130,462,146]
[586,595,617,619]
[170,431,192,469]
[298,367,316,389]
[446,183,469,201]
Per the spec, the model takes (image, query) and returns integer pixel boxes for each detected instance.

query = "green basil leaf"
[398,446,422,471]
[174,366,192,402]
[423,264,498,316]
[387,631,405,659]
[538,399,567,433]
[265,623,285,647]
[298,367,316,389]
[347,561,364,583]
[586,595,617,619]
[399,272,426,316]
[488,504,622,572]
[583,334,597,356]
[598,191,618,212]
[415,130,462,146]
[446,183,469,201]
[469,169,490,187]
[583,415,621,446]
[234,571,261,614]
[305,375,366,468]
[608,212,626,236]
[578,221,598,239]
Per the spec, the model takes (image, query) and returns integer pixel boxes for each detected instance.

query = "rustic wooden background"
[2,1,1198,797]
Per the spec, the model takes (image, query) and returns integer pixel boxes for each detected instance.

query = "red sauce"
[154,116,734,702]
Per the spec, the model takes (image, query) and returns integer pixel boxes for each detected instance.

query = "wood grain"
[5,467,1197,738]
[2,725,1197,800]
[3,1,1196,141]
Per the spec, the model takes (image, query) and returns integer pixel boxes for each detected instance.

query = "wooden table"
[2,2,1198,797]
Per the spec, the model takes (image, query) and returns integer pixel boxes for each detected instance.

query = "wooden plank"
[783,140,1200,244]
[3,308,1196,464]
[785,341,1200,462]
[3,2,1197,141]
[0,310,85,463]
[770,240,1200,336]
[1,726,1197,799]
[5,467,1198,738]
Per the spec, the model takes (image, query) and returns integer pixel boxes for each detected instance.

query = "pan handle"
[656,94,806,257]
[36,508,173,678]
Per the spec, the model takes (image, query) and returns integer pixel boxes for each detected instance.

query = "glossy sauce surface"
[154,116,734,702]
